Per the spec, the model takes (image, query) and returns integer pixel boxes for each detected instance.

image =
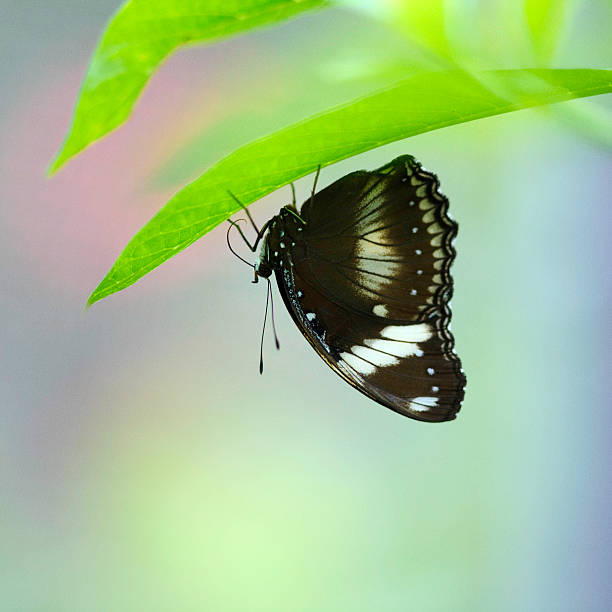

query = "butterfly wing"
[275,156,465,422]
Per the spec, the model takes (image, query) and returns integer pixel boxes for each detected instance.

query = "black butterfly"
[228,156,465,422]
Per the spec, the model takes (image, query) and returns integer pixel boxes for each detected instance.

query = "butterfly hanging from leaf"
[228,156,465,422]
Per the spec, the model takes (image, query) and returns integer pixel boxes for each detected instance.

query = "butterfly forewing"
[269,156,465,421]
[298,157,457,323]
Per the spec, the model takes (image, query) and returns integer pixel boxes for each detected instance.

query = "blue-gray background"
[2,1,611,610]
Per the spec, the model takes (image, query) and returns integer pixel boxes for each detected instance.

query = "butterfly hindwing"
[276,253,463,422]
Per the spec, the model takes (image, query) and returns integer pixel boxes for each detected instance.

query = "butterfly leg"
[228,190,262,237]
[310,165,321,208]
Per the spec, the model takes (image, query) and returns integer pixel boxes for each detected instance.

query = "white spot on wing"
[306,312,316,321]
[409,396,439,412]
[372,304,389,317]
[364,338,422,358]
[340,352,376,376]
[351,345,398,368]
[381,323,433,343]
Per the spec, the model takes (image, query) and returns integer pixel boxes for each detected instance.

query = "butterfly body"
[250,155,465,422]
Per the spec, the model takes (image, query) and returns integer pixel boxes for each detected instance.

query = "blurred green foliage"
[525,0,573,64]
[48,0,329,174]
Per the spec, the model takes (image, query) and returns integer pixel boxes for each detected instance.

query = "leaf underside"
[86,68,612,305]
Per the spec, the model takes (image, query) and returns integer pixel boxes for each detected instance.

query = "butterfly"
[228,156,465,422]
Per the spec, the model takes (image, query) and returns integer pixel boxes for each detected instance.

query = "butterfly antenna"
[259,279,281,373]
[226,220,255,268]
[267,277,280,350]
[259,278,271,374]
[290,182,296,207]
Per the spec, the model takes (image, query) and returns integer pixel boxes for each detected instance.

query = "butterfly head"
[254,229,274,281]
[254,260,272,281]
[254,214,296,281]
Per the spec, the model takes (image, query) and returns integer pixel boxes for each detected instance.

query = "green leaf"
[48,0,329,175]
[88,68,612,306]
[386,1,454,63]
[525,0,573,64]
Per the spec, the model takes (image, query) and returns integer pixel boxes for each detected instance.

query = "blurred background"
[1,1,611,610]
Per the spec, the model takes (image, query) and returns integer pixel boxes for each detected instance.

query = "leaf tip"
[86,289,102,309]
[47,147,69,177]
[46,160,60,178]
